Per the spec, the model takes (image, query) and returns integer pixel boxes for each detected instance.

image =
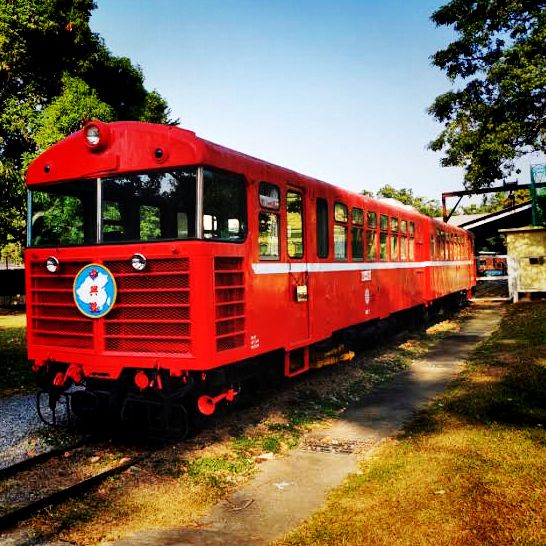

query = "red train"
[25,121,475,434]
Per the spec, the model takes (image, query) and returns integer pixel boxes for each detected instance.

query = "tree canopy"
[0,0,173,248]
[373,185,443,218]
[428,1,546,189]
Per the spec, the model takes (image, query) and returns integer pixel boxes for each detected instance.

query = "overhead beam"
[441,182,546,222]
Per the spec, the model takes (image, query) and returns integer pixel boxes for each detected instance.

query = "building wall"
[503,227,546,299]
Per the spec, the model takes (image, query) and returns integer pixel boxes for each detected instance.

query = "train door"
[285,188,310,345]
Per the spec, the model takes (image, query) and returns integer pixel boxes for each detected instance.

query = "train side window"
[351,207,364,260]
[379,214,388,261]
[287,191,304,258]
[203,169,247,241]
[390,217,399,261]
[409,222,415,260]
[366,229,377,261]
[334,202,348,222]
[400,220,408,261]
[259,212,279,259]
[334,202,348,260]
[316,198,329,258]
[365,211,377,261]
[259,182,280,209]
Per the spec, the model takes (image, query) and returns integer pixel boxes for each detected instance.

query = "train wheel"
[36,390,71,427]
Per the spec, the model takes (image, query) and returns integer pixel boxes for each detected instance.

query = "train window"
[287,191,304,258]
[367,211,377,228]
[430,235,435,259]
[352,208,364,225]
[351,208,364,260]
[391,232,399,260]
[140,205,161,240]
[203,169,247,241]
[334,202,348,260]
[366,229,377,260]
[380,232,388,260]
[334,202,348,223]
[409,222,415,260]
[177,212,189,238]
[316,198,329,258]
[352,226,363,260]
[334,225,347,260]
[391,217,398,232]
[390,217,399,261]
[100,168,197,243]
[401,220,407,233]
[401,233,408,260]
[259,212,280,259]
[379,214,388,260]
[30,180,96,247]
[259,182,280,209]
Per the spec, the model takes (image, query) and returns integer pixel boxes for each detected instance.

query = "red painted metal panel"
[25,121,476,390]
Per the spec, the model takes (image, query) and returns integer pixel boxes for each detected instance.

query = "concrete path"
[113,302,503,546]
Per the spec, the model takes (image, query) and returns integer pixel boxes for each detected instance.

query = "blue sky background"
[90,0,537,202]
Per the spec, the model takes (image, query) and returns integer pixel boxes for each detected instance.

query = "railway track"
[0,442,148,531]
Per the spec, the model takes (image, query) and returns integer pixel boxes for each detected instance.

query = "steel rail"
[0,452,148,531]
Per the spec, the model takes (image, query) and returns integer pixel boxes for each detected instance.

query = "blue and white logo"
[73,264,117,318]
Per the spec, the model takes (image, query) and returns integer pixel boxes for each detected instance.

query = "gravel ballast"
[0,393,74,470]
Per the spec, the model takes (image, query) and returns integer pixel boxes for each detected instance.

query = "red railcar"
[25,121,475,433]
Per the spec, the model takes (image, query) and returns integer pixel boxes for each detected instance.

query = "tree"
[428,1,546,189]
[0,0,172,249]
[373,185,443,218]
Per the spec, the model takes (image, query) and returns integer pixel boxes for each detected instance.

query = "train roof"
[26,121,468,233]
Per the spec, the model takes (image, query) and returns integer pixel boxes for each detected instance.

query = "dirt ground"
[108,302,503,546]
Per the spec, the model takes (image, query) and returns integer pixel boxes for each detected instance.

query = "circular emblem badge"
[73,264,117,318]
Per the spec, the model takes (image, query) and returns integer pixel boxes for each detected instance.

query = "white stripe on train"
[252,260,475,275]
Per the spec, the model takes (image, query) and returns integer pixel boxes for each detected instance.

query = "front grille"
[29,257,191,354]
[30,260,94,348]
[103,258,191,353]
[214,257,245,351]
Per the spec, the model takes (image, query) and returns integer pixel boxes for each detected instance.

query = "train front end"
[25,121,248,435]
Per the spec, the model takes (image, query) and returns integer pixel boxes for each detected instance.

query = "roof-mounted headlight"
[85,125,101,146]
[83,121,110,151]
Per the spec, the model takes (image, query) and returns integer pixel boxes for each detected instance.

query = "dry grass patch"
[0,311,33,395]
[276,302,546,546]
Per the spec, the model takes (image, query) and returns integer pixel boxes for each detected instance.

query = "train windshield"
[29,167,247,247]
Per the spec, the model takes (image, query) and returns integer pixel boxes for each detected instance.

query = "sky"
[89,0,536,204]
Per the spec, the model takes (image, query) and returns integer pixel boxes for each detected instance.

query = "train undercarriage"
[34,291,470,439]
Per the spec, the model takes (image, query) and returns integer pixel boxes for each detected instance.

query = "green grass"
[276,302,546,546]
[0,312,34,396]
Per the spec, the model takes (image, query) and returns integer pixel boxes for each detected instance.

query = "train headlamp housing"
[46,256,59,273]
[83,121,110,151]
[85,125,101,146]
[131,253,147,271]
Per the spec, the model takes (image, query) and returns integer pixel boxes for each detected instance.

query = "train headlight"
[83,121,110,151]
[46,256,59,273]
[131,253,147,271]
[85,124,101,146]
